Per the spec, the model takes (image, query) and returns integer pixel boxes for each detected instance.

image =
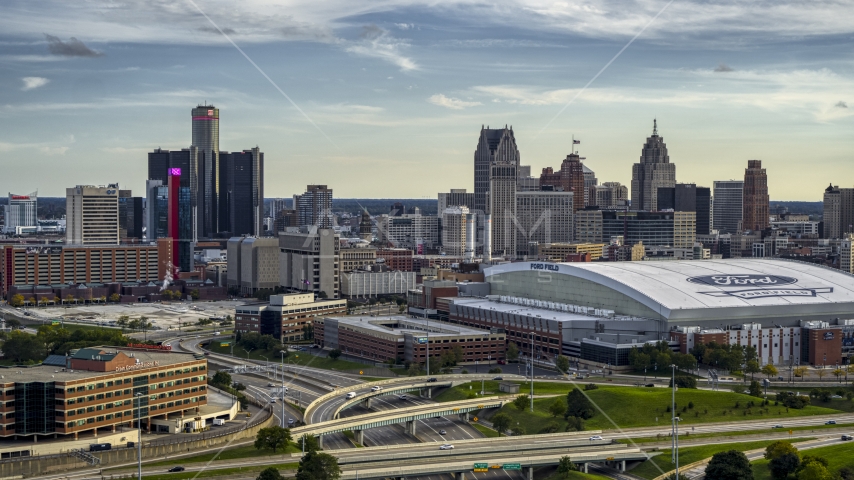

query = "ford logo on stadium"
[687,275,797,287]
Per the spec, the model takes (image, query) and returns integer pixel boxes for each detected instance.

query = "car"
[427,377,437,383]
[267,383,275,387]
[644,383,655,388]
[826,420,837,425]
[270,398,277,403]
[439,429,447,435]
[842,435,853,441]
[370,386,383,392]
[772,424,784,429]
[439,444,454,450]
[493,376,503,381]
[345,392,357,399]
[398,395,408,400]
[497,360,506,365]
[213,331,221,335]
[288,418,295,425]
[168,467,185,472]
[589,435,604,441]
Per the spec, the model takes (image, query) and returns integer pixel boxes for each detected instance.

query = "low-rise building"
[234,293,346,342]
[227,236,279,294]
[537,242,605,262]
[314,315,506,364]
[340,270,416,298]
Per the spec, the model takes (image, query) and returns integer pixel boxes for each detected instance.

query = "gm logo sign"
[106,190,116,195]
[687,275,797,287]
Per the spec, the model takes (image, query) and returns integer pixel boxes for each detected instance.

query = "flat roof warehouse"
[484,259,854,326]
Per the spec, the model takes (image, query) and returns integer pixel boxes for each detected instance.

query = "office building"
[713,180,744,234]
[601,211,696,247]
[489,162,517,258]
[118,190,144,241]
[294,185,333,228]
[145,180,167,241]
[377,248,414,271]
[441,206,470,257]
[340,245,377,273]
[191,104,220,237]
[268,198,289,217]
[358,210,373,241]
[389,202,405,216]
[273,209,298,234]
[220,148,264,236]
[315,316,505,364]
[2,192,38,234]
[539,154,586,211]
[841,234,854,274]
[147,148,200,256]
[278,228,339,298]
[538,242,605,262]
[235,293,346,342]
[515,189,574,256]
[743,160,770,232]
[66,185,120,245]
[822,184,854,239]
[631,120,676,211]
[657,184,712,235]
[589,182,628,209]
[573,208,602,243]
[474,126,520,214]
[0,347,209,440]
[376,213,439,251]
[226,236,279,294]
[583,165,597,207]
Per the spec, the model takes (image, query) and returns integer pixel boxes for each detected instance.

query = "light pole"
[530,332,534,412]
[260,355,269,377]
[135,393,143,480]
[424,309,430,376]
[671,364,679,479]
[280,350,287,427]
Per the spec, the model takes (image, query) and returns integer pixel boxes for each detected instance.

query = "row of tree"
[628,341,698,373]
[0,324,135,363]
[253,425,341,480]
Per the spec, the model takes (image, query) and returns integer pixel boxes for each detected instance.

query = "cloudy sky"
[1,0,853,200]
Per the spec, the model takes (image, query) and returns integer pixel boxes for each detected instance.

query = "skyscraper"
[742,160,770,232]
[489,162,517,257]
[2,192,37,234]
[145,179,168,240]
[191,104,220,237]
[438,189,475,213]
[515,189,574,256]
[582,164,597,207]
[822,184,854,239]
[631,120,676,211]
[66,184,120,245]
[713,180,744,234]
[539,153,586,211]
[220,147,264,236]
[295,185,333,228]
[473,126,520,214]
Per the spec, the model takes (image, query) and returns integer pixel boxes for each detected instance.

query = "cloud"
[21,77,49,91]
[428,94,482,110]
[44,34,103,57]
[345,24,418,71]
[714,63,734,72]
[836,101,848,108]
[395,23,414,30]
[198,26,236,35]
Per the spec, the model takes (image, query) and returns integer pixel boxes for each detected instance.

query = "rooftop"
[332,315,494,337]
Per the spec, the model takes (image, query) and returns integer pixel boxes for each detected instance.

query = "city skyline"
[1,1,853,200]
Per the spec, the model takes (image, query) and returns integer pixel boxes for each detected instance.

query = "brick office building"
[234,293,346,343]
[0,347,208,441]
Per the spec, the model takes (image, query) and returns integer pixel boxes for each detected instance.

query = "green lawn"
[434,380,575,402]
[752,441,854,480]
[473,423,500,438]
[484,386,842,435]
[542,470,612,480]
[620,422,854,443]
[126,463,299,480]
[630,439,812,479]
[146,444,301,466]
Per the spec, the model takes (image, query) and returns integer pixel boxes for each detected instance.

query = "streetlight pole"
[530,332,534,412]
[280,350,287,428]
[671,364,679,479]
[424,309,430,376]
[135,393,143,480]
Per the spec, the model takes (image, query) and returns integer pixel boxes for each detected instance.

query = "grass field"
[620,422,854,443]
[123,463,300,480]
[542,470,612,480]
[473,423,500,438]
[630,439,812,479]
[483,386,843,435]
[752,441,854,480]
[146,444,301,465]
[433,380,585,402]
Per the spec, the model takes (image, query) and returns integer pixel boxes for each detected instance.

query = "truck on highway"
[345,392,356,399]
[213,419,225,426]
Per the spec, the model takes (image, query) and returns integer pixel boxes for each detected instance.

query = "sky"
[1,0,853,201]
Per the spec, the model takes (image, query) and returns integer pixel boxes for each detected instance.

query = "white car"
[439,444,454,450]
[589,435,604,441]
[371,386,383,392]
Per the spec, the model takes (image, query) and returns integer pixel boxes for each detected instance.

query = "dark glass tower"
[219,147,264,236]
[191,104,220,237]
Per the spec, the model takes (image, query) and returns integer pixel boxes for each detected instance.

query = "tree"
[109,293,120,303]
[745,360,761,379]
[565,416,584,432]
[254,426,292,453]
[513,394,529,411]
[488,367,502,374]
[491,412,511,436]
[329,349,342,360]
[556,455,577,477]
[64,294,75,305]
[762,364,779,380]
[769,454,800,480]
[211,371,233,387]
[510,425,525,436]
[565,388,594,420]
[705,450,753,480]
[555,355,570,374]
[816,369,827,382]
[833,368,844,382]
[451,345,464,365]
[793,367,808,381]
[2,331,47,362]
[549,398,565,418]
[190,289,200,300]
[797,460,831,480]
[407,362,423,376]
[5,319,20,329]
[295,451,341,480]
[749,380,763,397]
[670,376,698,389]
[317,291,328,299]
[256,467,284,480]
[298,434,321,453]
[507,342,519,362]
[765,441,799,461]
[9,294,24,307]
